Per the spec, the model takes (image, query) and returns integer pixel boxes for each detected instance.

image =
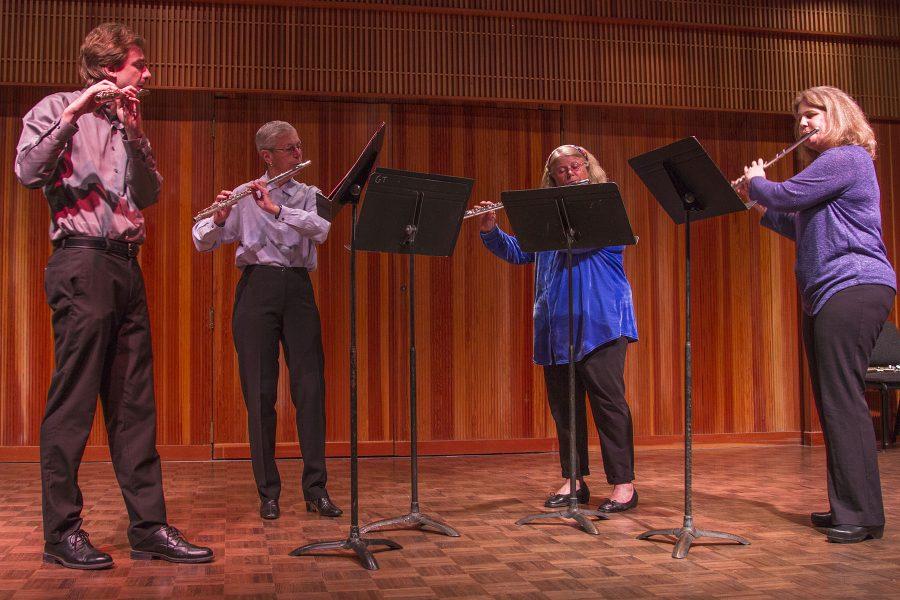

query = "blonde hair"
[541,145,608,188]
[793,86,876,163]
[79,23,145,85]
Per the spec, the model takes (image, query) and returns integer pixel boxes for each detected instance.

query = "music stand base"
[360,508,460,537]
[637,517,750,559]
[290,531,402,571]
[516,504,609,535]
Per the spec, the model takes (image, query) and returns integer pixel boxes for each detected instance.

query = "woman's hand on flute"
[477,201,498,233]
[743,159,766,182]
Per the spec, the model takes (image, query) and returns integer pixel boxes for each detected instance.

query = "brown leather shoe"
[130,525,214,563]
[43,530,113,570]
[306,494,343,517]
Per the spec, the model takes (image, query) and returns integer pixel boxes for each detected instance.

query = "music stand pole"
[360,211,459,537]
[514,199,611,535]
[291,198,401,570]
[353,169,472,537]
[291,181,402,570]
[634,159,750,558]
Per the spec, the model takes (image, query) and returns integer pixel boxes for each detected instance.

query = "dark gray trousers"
[232,265,328,502]
[41,247,166,545]
[543,336,635,484]
[802,284,894,527]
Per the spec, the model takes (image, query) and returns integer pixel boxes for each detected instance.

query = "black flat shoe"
[306,495,343,517]
[260,499,280,520]
[810,511,833,527]
[544,482,590,508]
[825,524,884,544]
[130,525,214,563]
[597,489,638,513]
[43,530,113,570]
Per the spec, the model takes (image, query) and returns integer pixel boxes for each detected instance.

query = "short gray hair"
[255,121,297,153]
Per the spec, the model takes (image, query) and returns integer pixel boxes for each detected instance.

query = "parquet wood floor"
[0,446,897,599]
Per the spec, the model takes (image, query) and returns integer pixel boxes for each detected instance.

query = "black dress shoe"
[130,525,214,563]
[597,489,638,513]
[260,499,280,520]
[306,495,343,517]
[544,482,590,508]
[810,511,833,527]
[825,524,884,544]
[43,530,113,570]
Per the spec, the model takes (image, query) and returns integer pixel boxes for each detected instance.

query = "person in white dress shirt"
[192,121,342,520]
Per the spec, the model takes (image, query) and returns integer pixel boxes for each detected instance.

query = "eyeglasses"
[269,142,303,153]
[553,161,586,176]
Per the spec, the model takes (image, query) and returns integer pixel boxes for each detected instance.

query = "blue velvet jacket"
[481,226,638,365]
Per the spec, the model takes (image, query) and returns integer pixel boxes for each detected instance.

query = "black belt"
[244,264,308,274]
[53,235,141,259]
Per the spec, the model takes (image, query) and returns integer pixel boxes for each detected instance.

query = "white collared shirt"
[191,173,330,270]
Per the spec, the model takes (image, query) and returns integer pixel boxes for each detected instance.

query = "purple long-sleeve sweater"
[750,144,896,315]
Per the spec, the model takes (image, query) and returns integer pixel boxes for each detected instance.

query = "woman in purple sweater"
[743,86,896,544]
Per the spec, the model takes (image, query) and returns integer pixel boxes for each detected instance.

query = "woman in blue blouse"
[477,145,639,512]
[742,86,896,543]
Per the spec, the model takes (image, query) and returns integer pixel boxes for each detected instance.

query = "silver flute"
[94,88,150,102]
[463,178,590,219]
[193,160,312,222]
[730,128,818,189]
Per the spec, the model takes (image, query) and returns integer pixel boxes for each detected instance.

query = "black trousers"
[232,265,328,501]
[41,247,166,545]
[802,284,894,527]
[543,336,635,484]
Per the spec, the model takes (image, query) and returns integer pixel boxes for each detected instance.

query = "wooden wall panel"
[388,104,560,446]
[562,106,803,438]
[1,0,899,460]
[308,0,900,39]
[0,88,54,452]
[1,1,898,118]
[139,91,216,456]
[3,92,899,459]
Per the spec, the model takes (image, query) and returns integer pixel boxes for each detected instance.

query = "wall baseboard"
[0,445,212,462]
[801,431,825,446]
[0,431,809,462]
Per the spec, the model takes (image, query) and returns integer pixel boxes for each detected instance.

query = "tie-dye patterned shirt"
[15,90,161,244]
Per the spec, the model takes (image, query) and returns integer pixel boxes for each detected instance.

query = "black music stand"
[355,168,474,541]
[504,182,636,535]
[629,137,751,558]
[290,123,402,571]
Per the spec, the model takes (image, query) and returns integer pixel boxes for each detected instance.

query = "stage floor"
[0,445,897,599]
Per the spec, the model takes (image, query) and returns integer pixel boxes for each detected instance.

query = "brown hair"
[793,86,876,163]
[79,23,145,85]
[541,145,608,188]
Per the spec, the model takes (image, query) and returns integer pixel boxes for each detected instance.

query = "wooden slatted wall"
[0,0,898,459]
[1,1,898,117]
